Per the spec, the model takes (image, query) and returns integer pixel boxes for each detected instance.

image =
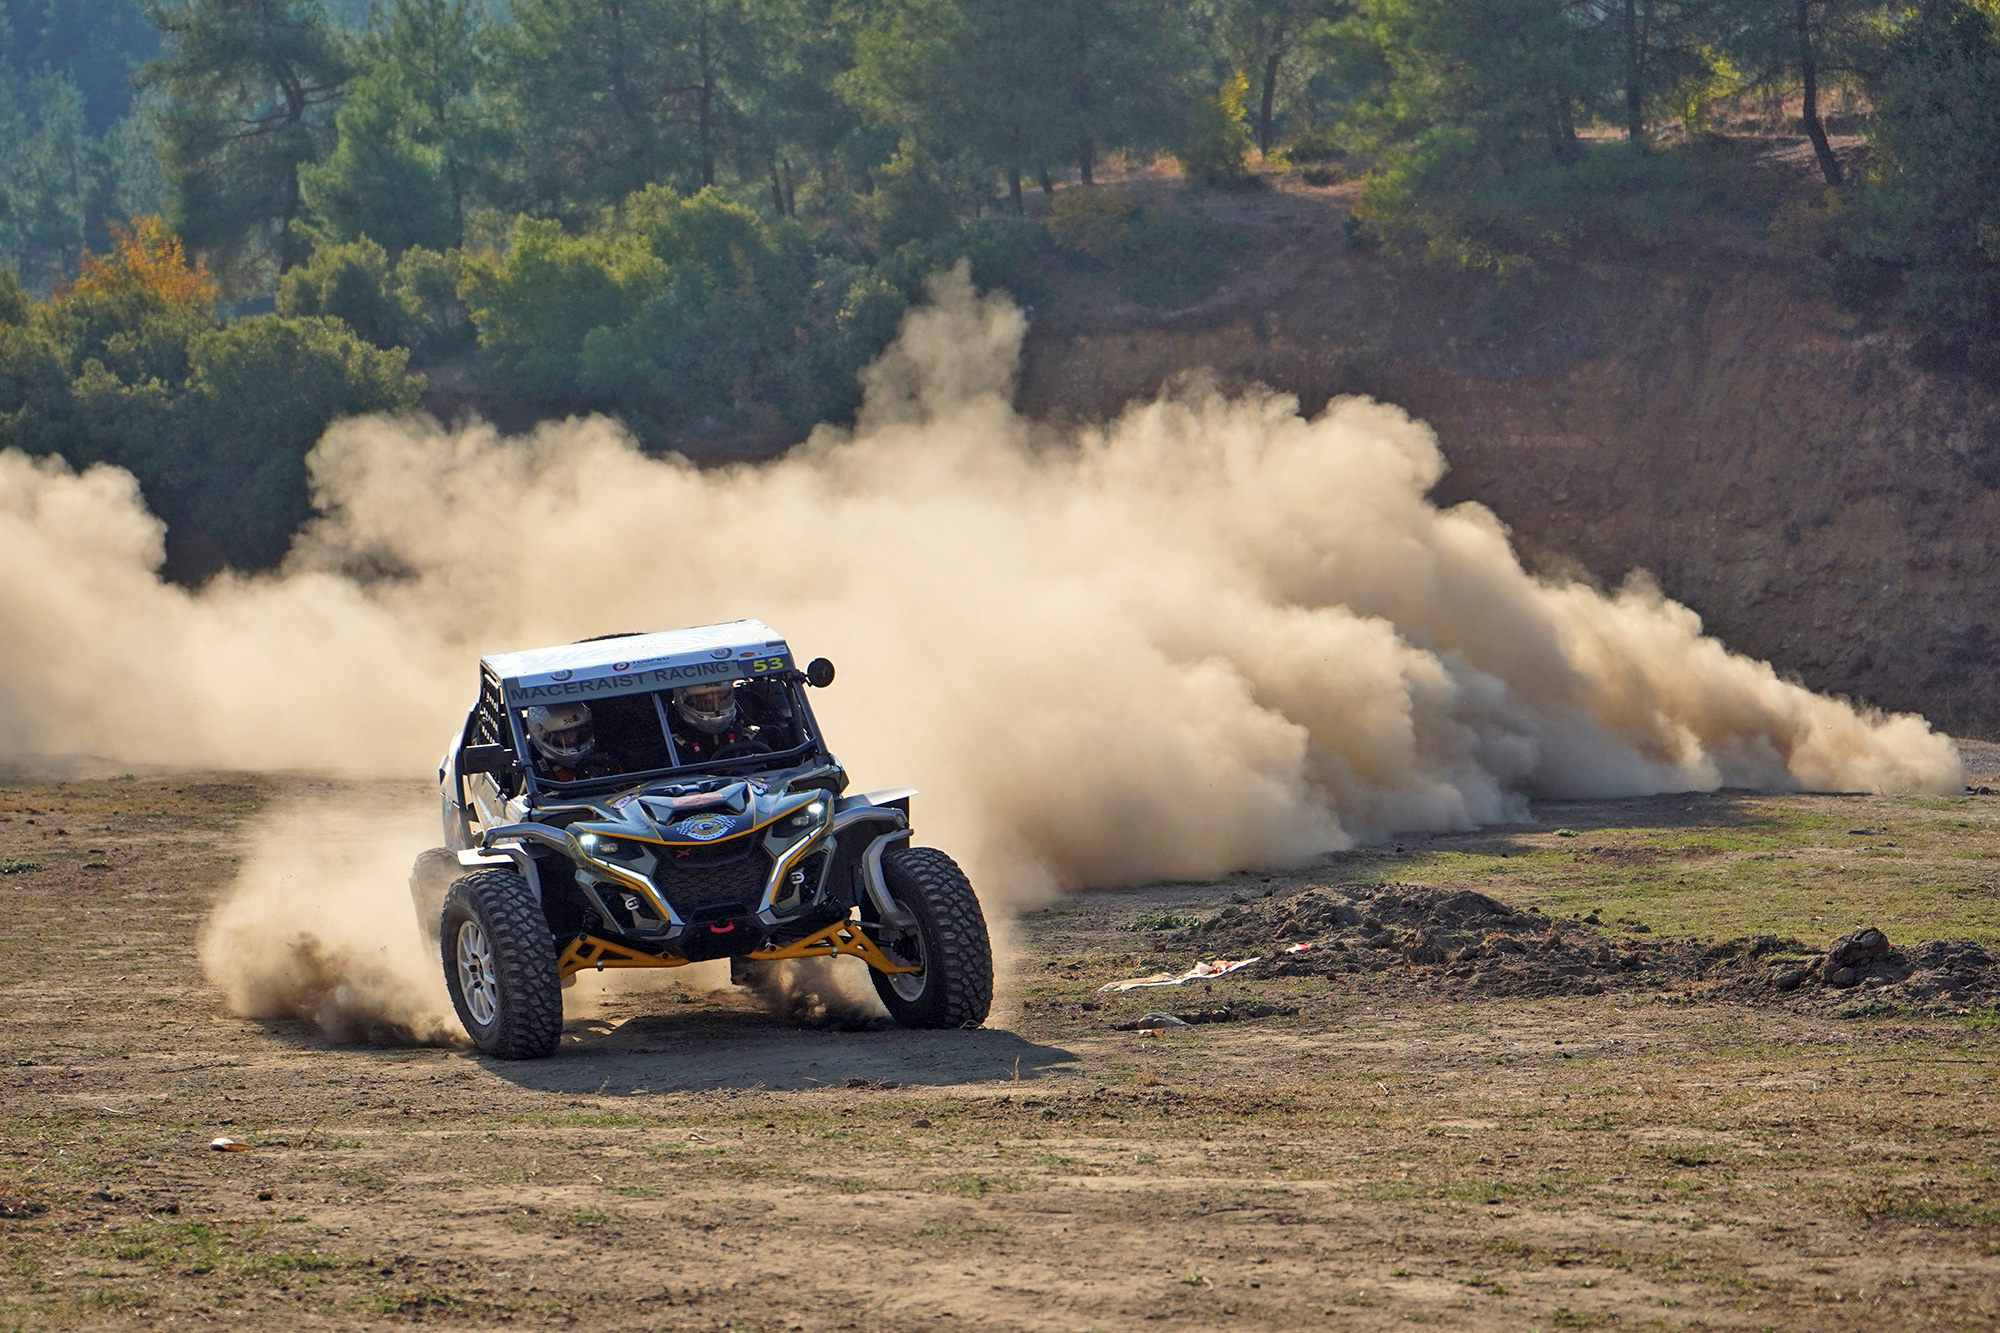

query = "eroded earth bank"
[1017,176,2000,736]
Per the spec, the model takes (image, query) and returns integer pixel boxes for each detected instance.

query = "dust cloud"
[735,957,891,1028]
[197,789,458,1044]
[0,267,1965,995]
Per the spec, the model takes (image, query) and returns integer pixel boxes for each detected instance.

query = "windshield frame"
[512,674,827,799]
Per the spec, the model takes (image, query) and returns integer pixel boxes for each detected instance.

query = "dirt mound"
[1167,884,2000,1012]
[1805,930,1997,1009]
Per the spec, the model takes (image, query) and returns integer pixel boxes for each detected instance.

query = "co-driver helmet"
[673,682,738,734]
[524,702,595,763]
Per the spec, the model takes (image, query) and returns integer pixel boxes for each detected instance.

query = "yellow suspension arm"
[555,917,918,980]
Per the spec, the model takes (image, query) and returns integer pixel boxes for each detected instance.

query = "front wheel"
[869,847,993,1029]
[440,868,562,1059]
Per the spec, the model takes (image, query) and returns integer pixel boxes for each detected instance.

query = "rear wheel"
[869,847,993,1029]
[408,847,460,949]
[441,869,562,1059]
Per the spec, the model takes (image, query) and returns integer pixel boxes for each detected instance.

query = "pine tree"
[497,0,761,214]
[1853,0,2000,369]
[142,0,349,281]
[300,0,495,253]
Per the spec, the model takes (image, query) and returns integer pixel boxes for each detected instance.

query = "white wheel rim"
[455,919,500,1027]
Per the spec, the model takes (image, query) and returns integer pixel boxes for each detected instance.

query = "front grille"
[656,838,771,923]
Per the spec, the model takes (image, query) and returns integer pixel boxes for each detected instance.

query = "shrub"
[38,216,217,387]
[573,186,822,424]
[1299,161,1359,187]
[0,270,29,327]
[2,229,423,575]
[1178,70,1256,185]
[387,246,474,362]
[834,270,908,354]
[1041,189,1238,308]
[61,216,216,311]
[883,217,1051,305]
[1047,188,1136,265]
[458,217,665,392]
[277,238,404,349]
[861,142,965,251]
[182,314,422,566]
[1355,132,1766,275]
[1117,208,1240,308]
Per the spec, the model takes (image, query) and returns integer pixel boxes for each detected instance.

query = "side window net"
[473,667,507,748]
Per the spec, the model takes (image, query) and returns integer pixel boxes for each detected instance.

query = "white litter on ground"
[1097,958,1260,992]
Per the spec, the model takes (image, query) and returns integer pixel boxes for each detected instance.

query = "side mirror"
[805,657,836,688]
[460,743,516,775]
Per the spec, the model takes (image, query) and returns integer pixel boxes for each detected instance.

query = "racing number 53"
[746,656,787,674]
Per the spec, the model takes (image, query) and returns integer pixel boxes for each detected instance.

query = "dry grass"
[1,774,1996,1329]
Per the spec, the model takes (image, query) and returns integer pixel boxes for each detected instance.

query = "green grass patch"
[1859,1187,2000,1229]
[342,1287,476,1316]
[78,1219,229,1274]
[1301,798,2000,946]
[73,1217,372,1285]
[0,1285,152,1326]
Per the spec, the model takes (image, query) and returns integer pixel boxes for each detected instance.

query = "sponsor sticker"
[507,658,749,703]
[677,815,734,842]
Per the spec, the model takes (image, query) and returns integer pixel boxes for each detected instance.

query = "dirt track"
[3,771,2000,1330]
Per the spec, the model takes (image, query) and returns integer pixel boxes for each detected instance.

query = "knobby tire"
[442,868,562,1059]
[874,846,993,1029]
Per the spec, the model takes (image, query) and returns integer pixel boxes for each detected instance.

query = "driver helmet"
[524,702,595,763]
[673,681,738,734]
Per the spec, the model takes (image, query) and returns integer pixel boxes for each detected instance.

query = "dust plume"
[563,957,729,1023]
[736,957,891,1029]
[197,789,458,1044]
[0,265,1964,934]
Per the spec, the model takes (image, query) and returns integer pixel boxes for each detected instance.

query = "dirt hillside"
[1016,171,2000,736]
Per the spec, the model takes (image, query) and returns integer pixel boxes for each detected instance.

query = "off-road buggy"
[410,620,993,1059]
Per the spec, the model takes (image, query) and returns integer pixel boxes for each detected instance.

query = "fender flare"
[456,845,544,906]
[859,827,916,928]
[831,795,917,928]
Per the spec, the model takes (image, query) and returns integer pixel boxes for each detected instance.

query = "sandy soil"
[3,772,1999,1330]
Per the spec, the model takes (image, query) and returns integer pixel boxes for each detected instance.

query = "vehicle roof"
[482,620,794,707]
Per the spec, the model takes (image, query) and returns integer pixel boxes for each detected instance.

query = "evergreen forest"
[3,0,1998,574]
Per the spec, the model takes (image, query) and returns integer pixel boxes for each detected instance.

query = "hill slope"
[1017,175,2000,736]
